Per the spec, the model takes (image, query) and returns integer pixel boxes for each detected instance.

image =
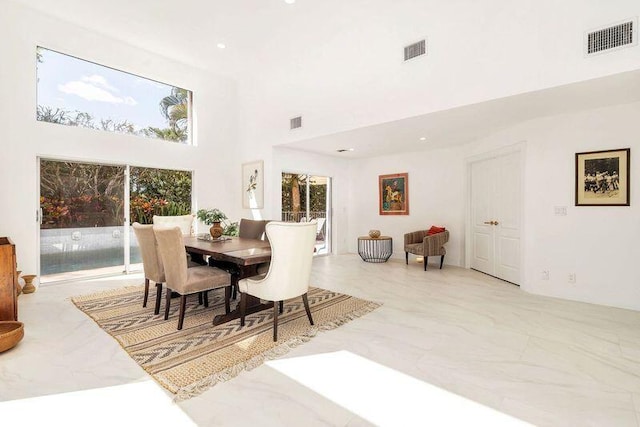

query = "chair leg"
[232,285,238,301]
[239,292,247,327]
[405,252,408,265]
[143,278,150,307]
[302,293,314,325]
[203,290,209,308]
[279,300,284,314]
[177,295,187,330]
[224,287,231,314]
[164,287,172,320]
[154,283,163,315]
[424,256,428,271]
[273,302,279,341]
[440,255,445,269]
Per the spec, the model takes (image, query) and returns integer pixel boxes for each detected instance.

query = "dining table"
[183,235,272,325]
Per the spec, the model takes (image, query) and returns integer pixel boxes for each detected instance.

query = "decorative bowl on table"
[368,229,381,238]
[0,321,24,353]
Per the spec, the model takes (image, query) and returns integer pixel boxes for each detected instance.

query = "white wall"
[237,0,640,150]
[467,102,640,311]
[0,3,239,276]
[347,146,466,266]
[272,147,350,254]
[347,101,640,311]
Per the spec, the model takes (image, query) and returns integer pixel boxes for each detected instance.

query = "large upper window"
[36,47,192,144]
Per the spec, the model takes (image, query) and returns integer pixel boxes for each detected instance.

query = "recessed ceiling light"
[284,0,295,4]
[217,43,226,49]
[419,137,427,141]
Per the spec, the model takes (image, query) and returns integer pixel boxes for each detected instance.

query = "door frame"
[280,170,332,256]
[464,142,526,286]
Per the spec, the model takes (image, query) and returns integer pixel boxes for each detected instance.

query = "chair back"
[132,223,165,282]
[154,227,188,289]
[239,219,268,240]
[153,214,194,236]
[262,221,317,301]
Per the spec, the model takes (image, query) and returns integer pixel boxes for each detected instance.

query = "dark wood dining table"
[183,236,272,325]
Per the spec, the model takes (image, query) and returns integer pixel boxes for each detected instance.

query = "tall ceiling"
[10,0,640,157]
[9,0,376,76]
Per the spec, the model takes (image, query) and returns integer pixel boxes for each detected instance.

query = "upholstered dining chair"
[404,229,450,271]
[238,221,317,341]
[152,214,195,236]
[132,223,165,315]
[154,227,232,330]
[238,218,269,240]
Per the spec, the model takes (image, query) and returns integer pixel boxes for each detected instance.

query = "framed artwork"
[379,173,409,215]
[575,148,630,206]
[242,160,264,209]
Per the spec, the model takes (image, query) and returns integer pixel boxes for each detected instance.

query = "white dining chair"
[238,221,317,341]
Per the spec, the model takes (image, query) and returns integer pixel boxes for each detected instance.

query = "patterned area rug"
[72,285,380,400]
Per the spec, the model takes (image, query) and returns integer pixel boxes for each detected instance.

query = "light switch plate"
[554,206,567,216]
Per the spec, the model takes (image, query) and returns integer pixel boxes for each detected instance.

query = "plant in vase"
[196,209,239,238]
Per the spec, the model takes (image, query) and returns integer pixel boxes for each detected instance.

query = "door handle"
[483,220,499,225]
[493,221,499,226]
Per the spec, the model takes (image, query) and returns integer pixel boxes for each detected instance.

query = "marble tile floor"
[2,254,640,426]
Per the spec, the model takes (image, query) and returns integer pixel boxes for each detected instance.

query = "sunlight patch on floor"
[0,380,195,426]
[267,351,530,426]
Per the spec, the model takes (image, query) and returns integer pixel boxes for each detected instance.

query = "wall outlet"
[541,270,549,280]
[568,273,576,283]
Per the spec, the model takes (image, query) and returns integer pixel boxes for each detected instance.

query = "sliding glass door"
[281,172,331,255]
[40,160,126,280]
[39,159,192,282]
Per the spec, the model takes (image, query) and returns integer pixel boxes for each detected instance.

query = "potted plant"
[196,208,239,238]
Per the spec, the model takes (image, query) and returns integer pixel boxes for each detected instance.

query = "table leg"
[212,267,271,326]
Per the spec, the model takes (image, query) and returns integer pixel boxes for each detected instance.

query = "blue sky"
[37,48,182,130]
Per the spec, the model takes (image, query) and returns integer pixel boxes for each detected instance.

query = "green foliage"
[223,222,239,237]
[281,173,327,216]
[196,209,238,236]
[196,208,228,225]
[37,83,190,144]
[40,160,192,228]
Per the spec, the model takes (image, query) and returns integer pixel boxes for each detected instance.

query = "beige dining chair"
[154,226,232,330]
[238,218,269,240]
[132,223,165,315]
[238,221,317,341]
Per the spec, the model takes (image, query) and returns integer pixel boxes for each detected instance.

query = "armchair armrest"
[404,230,428,247]
[422,230,450,256]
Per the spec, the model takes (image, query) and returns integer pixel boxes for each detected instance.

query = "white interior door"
[471,159,495,275]
[470,152,521,284]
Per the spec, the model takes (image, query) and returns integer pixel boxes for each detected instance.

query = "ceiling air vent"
[586,18,637,55]
[290,116,302,130]
[404,39,426,61]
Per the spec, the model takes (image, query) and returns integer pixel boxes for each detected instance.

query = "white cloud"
[123,96,137,106]
[82,75,119,92]
[57,79,137,106]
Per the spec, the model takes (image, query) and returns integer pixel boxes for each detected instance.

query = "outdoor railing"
[281,211,326,223]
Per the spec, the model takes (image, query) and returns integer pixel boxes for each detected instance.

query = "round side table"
[357,236,393,263]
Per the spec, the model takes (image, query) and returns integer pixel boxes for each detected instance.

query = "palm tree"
[142,126,185,142]
[159,87,189,135]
